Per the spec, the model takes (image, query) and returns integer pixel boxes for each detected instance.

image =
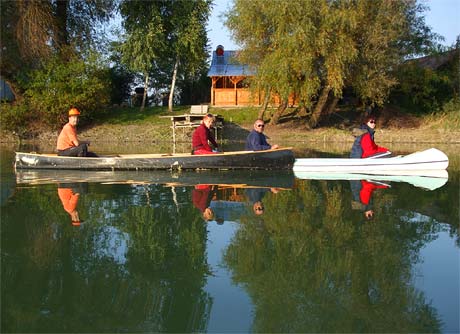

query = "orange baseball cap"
[68,107,81,116]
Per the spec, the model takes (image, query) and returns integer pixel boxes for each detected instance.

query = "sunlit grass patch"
[421,99,460,130]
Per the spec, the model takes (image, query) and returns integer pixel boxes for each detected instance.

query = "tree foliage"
[0,0,116,133]
[25,52,111,127]
[119,0,211,111]
[391,48,459,113]
[223,181,445,332]
[1,50,112,134]
[225,0,439,127]
[119,0,165,110]
[0,0,116,87]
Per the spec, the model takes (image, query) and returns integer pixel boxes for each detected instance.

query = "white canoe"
[293,170,448,191]
[293,148,449,173]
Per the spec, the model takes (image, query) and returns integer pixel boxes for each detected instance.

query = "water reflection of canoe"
[294,170,448,190]
[14,148,294,170]
[15,169,295,189]
[293,148,449,172]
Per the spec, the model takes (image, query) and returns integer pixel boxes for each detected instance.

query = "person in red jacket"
[350,180,389,219]
[192,114,219,155]
[350,115,390,158]
[192,184,218,221]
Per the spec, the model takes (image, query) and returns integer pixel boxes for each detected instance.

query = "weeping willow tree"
[0,0,116,100]
[225,0,438,127]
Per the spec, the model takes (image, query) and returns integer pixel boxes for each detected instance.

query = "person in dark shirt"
[245,119,279,151]
[245,187,280,215]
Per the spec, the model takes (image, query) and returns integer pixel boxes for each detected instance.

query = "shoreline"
[2,122,459,146]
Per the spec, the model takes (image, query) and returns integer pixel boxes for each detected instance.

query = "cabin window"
[215,77,235,89]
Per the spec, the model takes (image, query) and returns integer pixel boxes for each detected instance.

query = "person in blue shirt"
[245,119,279,151]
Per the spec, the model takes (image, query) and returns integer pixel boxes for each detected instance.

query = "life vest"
[349,127,368,158]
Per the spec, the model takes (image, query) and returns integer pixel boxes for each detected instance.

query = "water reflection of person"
[245,187,279,215]
[58,184,82,226]
[192,184,219,222]
[350,180,389,219]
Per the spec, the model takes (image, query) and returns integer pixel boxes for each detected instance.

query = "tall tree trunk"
[309,86,331,128]
[55,0,69,48]
[258,86,271,120]
[325,95,339,116]
[168,55,179,113]
[323,95,340,122]
[270,99,288,125]
[140,73,149,111]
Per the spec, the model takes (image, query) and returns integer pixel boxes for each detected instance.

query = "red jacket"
[359,181,389,205]
[360,133,389,158]
[192,185,212,212]
[192,124,218,152]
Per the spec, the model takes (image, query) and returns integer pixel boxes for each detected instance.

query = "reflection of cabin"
[207,45,258,106]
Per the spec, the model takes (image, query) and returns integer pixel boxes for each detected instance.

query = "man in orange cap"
[57,107,97,157]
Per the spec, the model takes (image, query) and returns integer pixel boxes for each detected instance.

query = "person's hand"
[271,144,279,149]
[364,210,374,220]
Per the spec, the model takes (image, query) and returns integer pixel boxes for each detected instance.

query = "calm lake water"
[1,143,459,333]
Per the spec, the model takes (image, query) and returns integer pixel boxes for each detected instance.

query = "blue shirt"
[245,130,271,151]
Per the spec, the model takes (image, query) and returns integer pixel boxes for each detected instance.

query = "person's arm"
[262,134,279,149]
[207,128,218,148]
[361,134,388,158]
[197,126,212,151]
[360,134,375,157]
[359,181,389,205]
[68,126,80,147]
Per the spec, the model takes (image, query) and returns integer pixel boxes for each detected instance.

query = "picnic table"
[160,112,224,153]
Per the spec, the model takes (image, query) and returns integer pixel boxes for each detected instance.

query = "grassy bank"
[1,103,459,146]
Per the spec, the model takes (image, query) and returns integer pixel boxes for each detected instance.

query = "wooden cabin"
[208,45,259,106]
[207,45,297,107]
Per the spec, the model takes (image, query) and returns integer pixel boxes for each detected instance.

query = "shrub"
[0,102,34,135]
[24,52,111,128]
[391,50,458,114]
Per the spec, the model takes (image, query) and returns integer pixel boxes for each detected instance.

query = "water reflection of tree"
[1,184,211,333]
[224,180,442,333]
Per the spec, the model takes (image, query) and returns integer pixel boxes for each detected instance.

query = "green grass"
[209,106,262,124]
[95,105,191,125]
[421,99,460,130]
[92,100,460,132]
[94,105,266,127]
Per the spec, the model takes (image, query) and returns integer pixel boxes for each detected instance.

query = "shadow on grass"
[222,122,251,142]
